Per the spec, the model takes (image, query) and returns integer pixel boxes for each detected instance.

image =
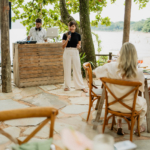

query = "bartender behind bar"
[27,18,47,43]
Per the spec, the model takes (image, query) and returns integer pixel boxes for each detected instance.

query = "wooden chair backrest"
[83,62,93,91]
[100,77,142,113]
[0,107,58,145]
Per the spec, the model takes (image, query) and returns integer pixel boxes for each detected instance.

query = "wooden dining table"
[93,75,150,133]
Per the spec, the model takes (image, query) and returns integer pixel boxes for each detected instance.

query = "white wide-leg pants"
[63,48,85,90]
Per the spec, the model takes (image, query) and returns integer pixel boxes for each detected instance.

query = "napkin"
[12,138,53,150]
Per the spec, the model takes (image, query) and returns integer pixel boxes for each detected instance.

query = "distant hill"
[12,18,150,33]
[91,19,150,32]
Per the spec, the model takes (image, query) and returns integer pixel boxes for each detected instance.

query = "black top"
[62,32,81,48]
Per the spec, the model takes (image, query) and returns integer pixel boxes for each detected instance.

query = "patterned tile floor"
[0,75,150,150]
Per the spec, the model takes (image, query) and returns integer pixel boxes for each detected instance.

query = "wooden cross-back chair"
[83,62,102,121]
[0,107,58,145]
[101,77,142,141]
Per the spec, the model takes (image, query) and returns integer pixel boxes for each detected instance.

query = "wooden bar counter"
[13,43,64,88]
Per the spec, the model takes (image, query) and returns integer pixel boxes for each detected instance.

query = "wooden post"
[0,2,1,64]
[144,78,150,133]
[109,52,112,60]
[122,0,132,44]
[93,88,105,130]
[1,0,12,93]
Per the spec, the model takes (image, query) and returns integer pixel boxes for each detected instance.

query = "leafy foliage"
[80,53,94,77]
[91,19,150,33]
[10,0,149,34]
[10,0,150,65]
[10,0,113,35]
[142,18,150,32]
[134,0,150,9]
[96,56,108,66]
[11,0,67,35]
[92,32,102,53]
[132,20,145,31]
[91,21,124,31]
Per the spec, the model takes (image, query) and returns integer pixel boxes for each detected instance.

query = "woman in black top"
[62,21,87,92]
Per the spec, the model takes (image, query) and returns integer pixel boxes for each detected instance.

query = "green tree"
[134,0,150,9]
[131,20,145,31]
[142,18,150,32]
[10,0,112,63]
[10,0,149,62]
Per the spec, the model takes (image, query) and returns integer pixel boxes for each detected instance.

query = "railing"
[95,52,117,60]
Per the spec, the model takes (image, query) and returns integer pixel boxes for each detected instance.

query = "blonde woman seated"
[93,42,147,135]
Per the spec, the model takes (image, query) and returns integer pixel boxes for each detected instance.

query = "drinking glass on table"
[93,134,114,150]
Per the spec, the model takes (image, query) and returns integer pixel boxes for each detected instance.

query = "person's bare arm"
[62,35,71,49]
[77,41,81,49]
[44,30,47,42]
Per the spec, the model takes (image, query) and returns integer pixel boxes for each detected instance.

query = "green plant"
[91,32,108,67]
[80,53,94,77]
[96,56,108,66]
[92,32,102,53]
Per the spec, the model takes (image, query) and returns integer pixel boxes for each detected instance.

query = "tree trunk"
[0,2,1,62]
[60,0,80,33]
[122,0,132,44]
[1,0,12,93]
[79,0,96,63]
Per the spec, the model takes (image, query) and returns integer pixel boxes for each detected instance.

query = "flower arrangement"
[61,129,93,150]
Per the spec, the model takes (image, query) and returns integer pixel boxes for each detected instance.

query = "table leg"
[93,87,105,130]
[144,78,150,132]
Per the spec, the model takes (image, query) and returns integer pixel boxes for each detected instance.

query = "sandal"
[117,128,124,135]
[64,88,69,91]
[134,126,146,134]
[82,89,88,93]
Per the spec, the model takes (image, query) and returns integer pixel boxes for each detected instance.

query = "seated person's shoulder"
[63,33,67,36]
[76,32,81,37]
[106,61,117,68]
[97,62,117,70]
[62,33,67,40]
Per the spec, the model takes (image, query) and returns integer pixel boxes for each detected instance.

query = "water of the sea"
[93,30,150,59]
[7,29,150,64]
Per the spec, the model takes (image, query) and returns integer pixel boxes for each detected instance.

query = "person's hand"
[93,71,96,75]
[67,35,71,41]
[77,44,81,49]
[107,60,111,63]
[27,36,30,41]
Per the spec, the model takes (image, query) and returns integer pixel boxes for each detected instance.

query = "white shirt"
[28,27,47,43]
[94,62,147,125]
[93,62,145,111]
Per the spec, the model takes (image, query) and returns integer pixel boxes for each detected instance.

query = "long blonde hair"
[117,42,138,79]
